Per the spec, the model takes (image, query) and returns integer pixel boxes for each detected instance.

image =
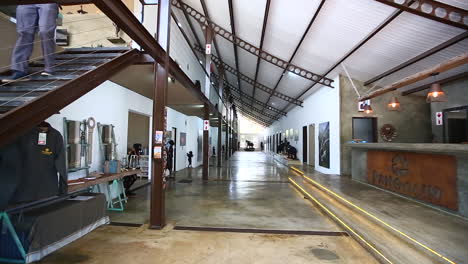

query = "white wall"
[267,76,341,175]
[46,80,207,180]
[47,81,153,180]
[166,107,204,170]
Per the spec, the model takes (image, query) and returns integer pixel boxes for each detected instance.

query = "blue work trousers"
[11,4,58,73]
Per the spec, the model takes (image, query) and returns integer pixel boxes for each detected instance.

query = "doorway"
[302,126,307,163]
[308,124,315,166]
[443,106,468,143]
[352,117,377,143]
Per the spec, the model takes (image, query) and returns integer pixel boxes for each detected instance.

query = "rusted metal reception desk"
[347,143,468,217]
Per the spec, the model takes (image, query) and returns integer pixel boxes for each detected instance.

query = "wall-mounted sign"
[203,120,210,131]
[155,131,163,144]
[367,150,457,210]
[358,100,370,112]
[435,111,443,126]
[205,44,212,55]
[153,146,162,159]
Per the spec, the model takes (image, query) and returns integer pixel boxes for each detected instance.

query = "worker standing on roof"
[2,3,59,82]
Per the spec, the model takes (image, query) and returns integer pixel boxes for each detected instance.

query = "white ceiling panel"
[276,73,312,96]
[262,0,323,61]
[271,97,289,111]
[225,71,238,86]
[257,61,284,88]
[255,90,271,103]
[233,0,267,48]
[292,0,397,74]
[240,80,254,96]
[204,0,231,29]
[343,12,466,83]
[237,48,259,79]
[215,35,237,70]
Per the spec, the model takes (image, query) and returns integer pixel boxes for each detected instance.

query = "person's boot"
[2,71,30,82]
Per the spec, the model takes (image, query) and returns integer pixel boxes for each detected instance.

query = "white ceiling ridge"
[171,0,334,87]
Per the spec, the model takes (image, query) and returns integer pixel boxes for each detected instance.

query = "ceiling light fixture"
[363,104,373,115]
[387,95,401,111]
[426,72,448,103]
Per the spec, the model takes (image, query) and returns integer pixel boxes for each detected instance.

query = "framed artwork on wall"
[180,132,187,146]
[319,122,330,168]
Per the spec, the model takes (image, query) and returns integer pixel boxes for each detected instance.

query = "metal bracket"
[375,0,468,30]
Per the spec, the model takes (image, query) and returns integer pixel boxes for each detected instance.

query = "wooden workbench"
[68,169,141,192]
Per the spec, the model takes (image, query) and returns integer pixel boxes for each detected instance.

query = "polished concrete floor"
[110,152,339,231]
[40,224,377,264]
[39,151,377,263]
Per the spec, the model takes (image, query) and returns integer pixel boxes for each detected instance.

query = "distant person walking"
[3,4,59,82]
[187,151,193,168]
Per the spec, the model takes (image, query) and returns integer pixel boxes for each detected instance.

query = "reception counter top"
[347,143,468,217]
[345,143,468,155]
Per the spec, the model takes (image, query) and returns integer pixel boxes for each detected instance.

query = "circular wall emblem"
[391,154,408,177]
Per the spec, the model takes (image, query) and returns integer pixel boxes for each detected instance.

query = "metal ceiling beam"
[251,0,271,107]
[240,113,270,127]
[227,0,245,106]
[223,91,279,121]
[365,31,468,86]
[221,80,287,116]
[360,52,468,100]
[375,0,468,30]
[172,0,334,87]
[235,105,271,126]
[195,46,303,106]
[401,71,468,96]
[277,7,406,116]
[211,71,286,115]
[262,0,326,112]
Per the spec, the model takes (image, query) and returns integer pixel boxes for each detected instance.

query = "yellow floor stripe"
[288,177,394,264]
[289,167,456,264]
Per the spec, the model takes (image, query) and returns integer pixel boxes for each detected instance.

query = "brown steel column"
[217,113,222,167]
[204,28,214,97]
[225,109,229,161]
[203,104,210,180]
[229,108,234,157]
[150,0,171,230]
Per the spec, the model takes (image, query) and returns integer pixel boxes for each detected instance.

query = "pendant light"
[363,104,373,114]
[387,92,401,111]
[426,72,448,103]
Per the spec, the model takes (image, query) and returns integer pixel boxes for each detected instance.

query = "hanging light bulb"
[387,96,401,111]
[426,82,448,103]
[426,72,448,103]
[363,104,373,114]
